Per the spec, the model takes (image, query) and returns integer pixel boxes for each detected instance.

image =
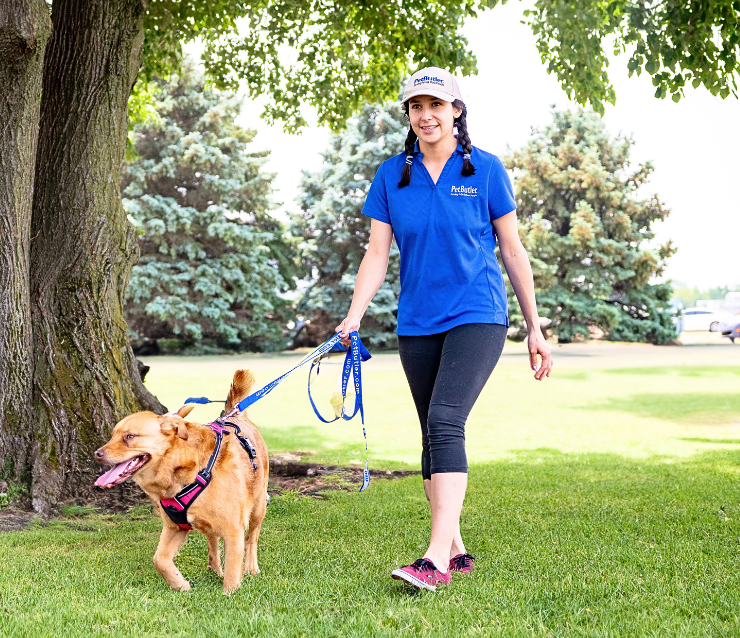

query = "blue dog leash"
[183,331,372,491]
[307,333,371,490]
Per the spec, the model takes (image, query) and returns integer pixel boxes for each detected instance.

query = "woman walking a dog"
[336,67,553,591]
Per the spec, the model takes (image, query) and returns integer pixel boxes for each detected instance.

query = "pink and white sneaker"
[391,558,450,591]
[449,553,475,575]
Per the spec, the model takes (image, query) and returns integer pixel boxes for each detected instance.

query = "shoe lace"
[452,553,474,569]
[411,558,437,573]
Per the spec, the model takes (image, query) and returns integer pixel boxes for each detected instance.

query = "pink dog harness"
[160,419,258,531]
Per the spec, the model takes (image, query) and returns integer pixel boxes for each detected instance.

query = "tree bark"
[29,0,164,512]
[0,0,52,483]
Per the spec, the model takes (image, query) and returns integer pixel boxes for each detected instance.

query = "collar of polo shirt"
[413,140,465,157]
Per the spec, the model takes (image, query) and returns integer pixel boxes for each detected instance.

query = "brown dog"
[94,370,268,594]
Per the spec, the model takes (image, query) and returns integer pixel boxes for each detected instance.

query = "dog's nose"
[94,448,105,461]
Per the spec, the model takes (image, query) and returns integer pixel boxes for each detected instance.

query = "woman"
[336,67,553,591]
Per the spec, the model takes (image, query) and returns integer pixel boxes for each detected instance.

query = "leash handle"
[307,332,371,492]
[307,332,365,424]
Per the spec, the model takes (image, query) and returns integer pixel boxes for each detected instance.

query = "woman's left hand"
[528,327,553,380]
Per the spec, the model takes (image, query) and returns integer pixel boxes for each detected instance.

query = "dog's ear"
[176,404,195,419]
[159,416,189,440]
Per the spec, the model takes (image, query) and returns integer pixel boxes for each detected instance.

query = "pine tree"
[504,108,677,344]
[291,103,407,348]
[122,65,300,353]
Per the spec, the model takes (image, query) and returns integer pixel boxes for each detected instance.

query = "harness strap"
[222,420,259,470]
[160,425,225,530]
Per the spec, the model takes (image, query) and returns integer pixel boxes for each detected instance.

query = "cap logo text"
[414,76,445,87]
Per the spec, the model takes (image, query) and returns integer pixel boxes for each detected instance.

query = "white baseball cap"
[402,66,463,104]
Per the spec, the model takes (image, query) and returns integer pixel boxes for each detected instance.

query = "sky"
[196,3,740,290]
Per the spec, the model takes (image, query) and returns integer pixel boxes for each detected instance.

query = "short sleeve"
[488,156,516,221]
[362,162,391,225]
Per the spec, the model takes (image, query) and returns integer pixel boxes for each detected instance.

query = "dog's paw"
[175,581,191,592]
[222,581,242,595]
[208,562,224,578]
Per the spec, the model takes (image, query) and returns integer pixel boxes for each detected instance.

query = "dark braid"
[398,99,475,187]
[398,124,417,187]
[453,99,476,176]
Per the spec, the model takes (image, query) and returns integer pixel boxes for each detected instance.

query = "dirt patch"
[76,479,150,513]
[269,452,420,498]
[0,509,38,532]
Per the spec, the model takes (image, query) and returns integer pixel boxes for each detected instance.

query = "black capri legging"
[398,323,507,480]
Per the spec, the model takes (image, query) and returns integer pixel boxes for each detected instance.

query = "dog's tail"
[225,369,257,413]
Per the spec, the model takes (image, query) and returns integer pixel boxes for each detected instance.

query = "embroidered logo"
[414,76,445,87]
[450,185,478,197]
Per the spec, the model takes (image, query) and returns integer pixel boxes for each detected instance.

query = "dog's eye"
[124,434,137,442]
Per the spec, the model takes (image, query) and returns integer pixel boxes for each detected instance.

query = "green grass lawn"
[1,341,740,637]
[1,450,739,637]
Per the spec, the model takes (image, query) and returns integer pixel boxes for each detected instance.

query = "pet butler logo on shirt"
[414,75,445,87]
[450,185,478,197]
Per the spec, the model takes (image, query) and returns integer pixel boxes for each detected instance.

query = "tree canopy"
[136,0,483,132]
[524,0,740,113]
[123,64,299,353]
[136,1,740,129]
[505,108,677,344]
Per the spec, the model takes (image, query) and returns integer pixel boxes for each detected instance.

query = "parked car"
[710,315,740,343]
[681,307,730,332]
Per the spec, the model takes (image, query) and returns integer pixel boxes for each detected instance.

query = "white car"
[711,315,740,342]
[681,307,730,332]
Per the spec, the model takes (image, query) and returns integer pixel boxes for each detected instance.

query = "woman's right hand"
[527,326,553,381]
[335,313,362,347]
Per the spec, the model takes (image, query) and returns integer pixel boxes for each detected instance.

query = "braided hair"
[398,98,476,188]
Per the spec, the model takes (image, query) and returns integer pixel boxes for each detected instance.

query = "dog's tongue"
[94,461,130,488]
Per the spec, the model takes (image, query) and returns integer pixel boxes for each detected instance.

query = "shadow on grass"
[679,437,740,444]
[263,425,418,471]
[603,366,740,377]
[584,392,740,425]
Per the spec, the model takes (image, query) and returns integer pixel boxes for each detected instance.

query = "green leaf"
[520,0,738,112]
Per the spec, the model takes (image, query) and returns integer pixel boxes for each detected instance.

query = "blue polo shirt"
[362,142,516,336]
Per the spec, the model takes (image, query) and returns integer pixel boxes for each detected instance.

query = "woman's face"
[407,95,462,147]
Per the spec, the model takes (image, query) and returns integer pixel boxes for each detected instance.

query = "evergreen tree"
[291,104,407,348]
[122,65,299,353]
[505,109,677,344]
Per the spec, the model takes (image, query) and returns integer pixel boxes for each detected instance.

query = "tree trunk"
[0,0,52,484]
[29,0,164,512]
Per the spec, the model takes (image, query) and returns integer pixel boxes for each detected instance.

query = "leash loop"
[307,332,367,424]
